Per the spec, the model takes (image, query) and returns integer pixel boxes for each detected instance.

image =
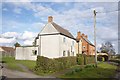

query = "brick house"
[76,31,95,55]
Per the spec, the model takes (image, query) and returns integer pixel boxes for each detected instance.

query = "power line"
[96,9,120,14]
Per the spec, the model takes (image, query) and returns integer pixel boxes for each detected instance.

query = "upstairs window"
[83,46,86,49]
[63,37,66,43]
[81,39,82,42]
[72,41,74,46]
[71,46,72,52]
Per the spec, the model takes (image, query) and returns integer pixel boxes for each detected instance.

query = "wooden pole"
[78,41,79,54]
[94,10,97,67]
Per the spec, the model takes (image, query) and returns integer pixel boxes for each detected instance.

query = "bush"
[109,60,120,65]
[76,54,84,65]
[35,56,53,73]
[55,56,77,69]
[35,55,95,74]
[65,70,75,75]
[85,64,95,68]
[76,54,95,65]
[74,68,82,72]
[35,56,77,73]
[86,55,95,64]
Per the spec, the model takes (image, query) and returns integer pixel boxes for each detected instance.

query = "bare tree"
[100,41,116,60]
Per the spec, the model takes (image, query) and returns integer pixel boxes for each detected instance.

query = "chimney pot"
[85,35,88,38]
[48,16,53,22]
[82,33,85,37]
[76,31,81,42]
[77,31,81,36]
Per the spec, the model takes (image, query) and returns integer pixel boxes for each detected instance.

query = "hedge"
[77,54,95,65]
[34,56,77,73]
[86,55,95,64]
[55,56,77,68]
[34,55,95,73]
[76,54,84,65]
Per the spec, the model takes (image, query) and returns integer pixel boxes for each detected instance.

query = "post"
[78,42,79,54]
[94,10,97,67]
[83,53,86,65]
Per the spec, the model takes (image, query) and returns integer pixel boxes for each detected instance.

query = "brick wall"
[76,32,95,55]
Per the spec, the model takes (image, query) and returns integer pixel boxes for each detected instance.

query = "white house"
[36,16,76,58]
[15,16,76,60]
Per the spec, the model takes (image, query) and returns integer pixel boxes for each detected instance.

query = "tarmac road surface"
[2,68,55,78]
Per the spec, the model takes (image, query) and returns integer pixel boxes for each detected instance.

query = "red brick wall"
[76,32,95,55]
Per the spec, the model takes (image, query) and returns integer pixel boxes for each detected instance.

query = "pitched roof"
[82,37,95,46]
[51,22,75,39]
[0,46,15,52]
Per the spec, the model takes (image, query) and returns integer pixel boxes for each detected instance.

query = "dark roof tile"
[1,46,15,52]
[51,22,75,39]
[82,37,95,46]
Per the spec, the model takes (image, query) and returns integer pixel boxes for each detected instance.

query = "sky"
[0,0,119,53]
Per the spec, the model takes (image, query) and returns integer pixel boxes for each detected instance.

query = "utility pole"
[94,10,97,67]
[78,42,79,54]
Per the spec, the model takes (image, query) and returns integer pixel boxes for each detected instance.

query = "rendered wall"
[15,47,38,60]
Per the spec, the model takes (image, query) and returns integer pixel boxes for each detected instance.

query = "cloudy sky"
[1,0,119,53]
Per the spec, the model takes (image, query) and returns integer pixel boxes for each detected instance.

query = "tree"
[14,42,21,47]
[33,41,36,46]
[100,41,116,60]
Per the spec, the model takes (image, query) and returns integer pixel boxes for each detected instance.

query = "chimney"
[85,35,88,39]
[48,16,53,22]
[76,31,81,42]
[77,31,81,37]
[82,33,85,37]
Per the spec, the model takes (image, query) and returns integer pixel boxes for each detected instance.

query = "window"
[81,39,82,42]
[68,50,70,56]
[72,41,74,46]
[32,50,37,55]
[71,46,72,52]
[63,51,65,56]
[83,46,85,49]
[72,52,74,56]
[63,37,66,43]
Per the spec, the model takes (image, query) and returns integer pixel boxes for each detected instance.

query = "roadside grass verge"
[16,60,36,71]
[2,57,36,72]
[2,57,23,71]
[58,62,117,78]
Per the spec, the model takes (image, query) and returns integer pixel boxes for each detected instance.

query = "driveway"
[1,62,55,78]
[2,68,42,78]
[2,67,55,78]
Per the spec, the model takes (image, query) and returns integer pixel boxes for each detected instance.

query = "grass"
[2,57,118,78]
[16,60,36,71]
[59,62,117,78]
[2,56,36,72]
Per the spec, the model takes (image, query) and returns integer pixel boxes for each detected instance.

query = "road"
[107,61,120,79]
[1,68,55,78]
[2,68,42,78]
